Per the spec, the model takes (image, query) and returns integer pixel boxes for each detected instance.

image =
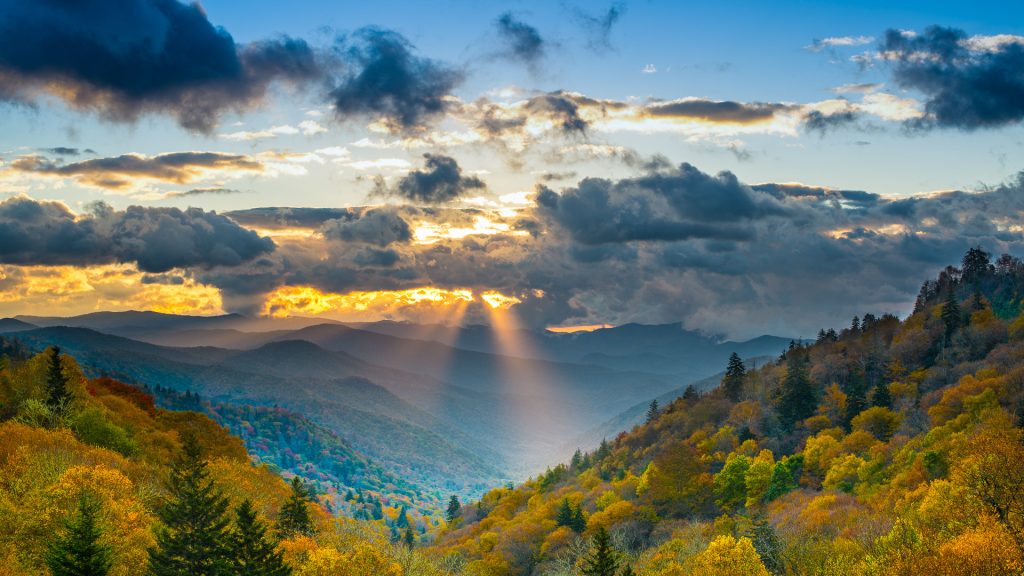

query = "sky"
[0,0,1023,338]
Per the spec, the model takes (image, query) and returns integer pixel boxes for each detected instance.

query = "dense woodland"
[3,248,1024,575]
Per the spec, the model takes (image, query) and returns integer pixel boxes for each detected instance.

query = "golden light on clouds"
[545,324,613,333]
[412,215,527,244]
[480,291,522,309]
[0,265,222,317]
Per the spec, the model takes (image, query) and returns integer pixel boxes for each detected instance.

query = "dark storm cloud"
[537,162,787,244]
[881,26,1024,130]
[41,147,94,156]
[0,0,322,132]
[526,92,603,134]
[495,12,546,68]
[329,27,463,133]
[380,154,486,204]
[319,207,413,246]
[644,99,793,124]
[0,196,274,272]
[9,152,262,190]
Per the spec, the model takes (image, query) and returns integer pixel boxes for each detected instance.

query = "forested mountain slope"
[429,248,1024,575]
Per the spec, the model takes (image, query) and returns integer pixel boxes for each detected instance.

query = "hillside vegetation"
[428,248,1024,575]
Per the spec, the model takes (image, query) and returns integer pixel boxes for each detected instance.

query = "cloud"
[377,153,486,204]
[643,99,795,124]
[8,151,263,190]
[571,2,625,52]
[802,109,861,134]
[495,12,546,69]
[328,27,463,133]
[536,162,787,244]
[0,196,274,272]
[0,0,322,132]
[806,35,874,52]
[41,147,95,156]
[166,187,245,198]
[880,26,1024,130]
[319,207,413,246]
[225,207,356,230]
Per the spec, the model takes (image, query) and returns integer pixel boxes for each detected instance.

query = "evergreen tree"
[147,433,232,576]
[722,352,746,402]
[682,385,699,402]
[277,477,315,538]
[778,352,816,429]
[46,493,113,576]
[403,526,415,548]
[555,498,574,527]
[870,382,892,408]
[941,291,961,341]
[620,567,635,576]
[961,246,991,286]
[645,400,660,423]
[228,500,291,576]
[371,498,384,521]
[46,346,70,409]
[581,526,619,576]
[750,514,784,575]
[396,505,409,528]
[571,448,583,469]
[850,316,860,333]
[446,495,461,523]
[570,504,587,534]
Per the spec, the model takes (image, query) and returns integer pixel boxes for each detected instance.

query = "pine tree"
[778,351,816,429]
[555,498,574,527]
[277,477,315,538]
[682,385,699,402]
[46,493,113,576]
[46,346,70,409]
[571,448,583,469]
[645,400,660,423]
[403,526,415,548]
[570,504,587,534]
[581,526,619,576]
[147,433,232,576]
[843,367,869,427]
[870,382,892,408]
[942,291,961,341]
[722,352,746,402]
[396,505,409,528]
[228,500,291,576]
[446,495,461,523]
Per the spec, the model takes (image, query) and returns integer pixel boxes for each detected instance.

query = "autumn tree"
[722,352,746,402]
[46,493,113,576]
[229,499,291,576]
[581,526,619,576]
[957,429,1024,552]
[277,477,315,538]
[148,434,232,576]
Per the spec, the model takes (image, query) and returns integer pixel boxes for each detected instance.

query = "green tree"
[277,477,315,538]
[778,351,816,429]
[722,352,746,402]
[942,291,961,341]
[403,526,415,548]
[446,495,461,523]
[555,498,574,528]
[148,433,232,576]
[645,400,660,423]
[571,504,587,534]
[682,385,699,402]
[870,382,892,408]
[228,500,291,576]
[46,493,113,576]
[843,366,869,427]
[46,346,70,408]
[714,453,751,511]
[396,505,410,528]
[581,526,619,576]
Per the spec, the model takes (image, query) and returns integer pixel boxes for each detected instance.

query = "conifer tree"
[778,351,816,429]
[147,433,232,576]
[571,448,583,469]
[396,505,409,528]
[870,382,892,408]
[403,525,415,547]
[555,498,574,527]
[645,400,660,423]
[446,495,461,523]
[682,385,699,402]
[722,352,746,402]
[229,500,291,576]
[46,346,70,409]
[581,526,619,576]
[570,504,587,534]
[46,493,113,576]
[942,291,961,341]
[277,477,315,538]
[843,367,869,427]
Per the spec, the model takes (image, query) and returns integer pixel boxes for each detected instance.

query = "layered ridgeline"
[430,248,1024,575]
[0,348,459,575]
[1,313,792,502]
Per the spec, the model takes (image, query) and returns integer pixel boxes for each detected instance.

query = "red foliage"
[88,377,158,415]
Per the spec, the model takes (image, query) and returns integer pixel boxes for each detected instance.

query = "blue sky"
[0,0,1023,336]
